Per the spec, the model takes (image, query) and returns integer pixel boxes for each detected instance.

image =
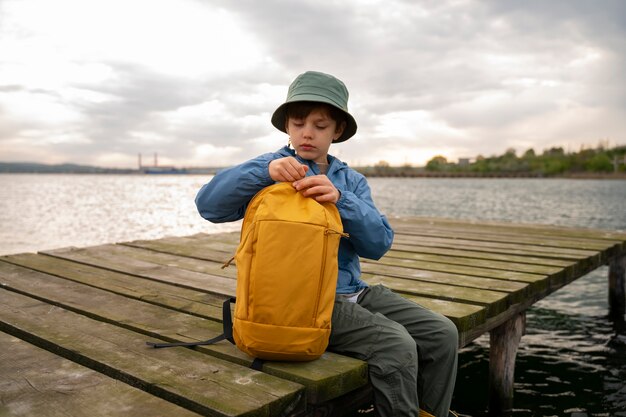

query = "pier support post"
[488,312,525,417]
[609,253,625,319]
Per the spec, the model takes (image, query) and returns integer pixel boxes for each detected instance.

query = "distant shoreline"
[354,171,626,179]
[0,162,219,176]
[2,170,625,180]
[4,144,624,178]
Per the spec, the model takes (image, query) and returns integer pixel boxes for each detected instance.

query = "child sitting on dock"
[195,71,458,417]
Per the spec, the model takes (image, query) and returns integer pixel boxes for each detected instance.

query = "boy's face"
[285,107,345,164]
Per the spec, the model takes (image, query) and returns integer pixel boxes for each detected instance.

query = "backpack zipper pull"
[222,255,235,269]
[325,229,349,238]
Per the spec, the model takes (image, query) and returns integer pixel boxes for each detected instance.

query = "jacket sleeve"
[195,152,279,223]
[335,173,394,260]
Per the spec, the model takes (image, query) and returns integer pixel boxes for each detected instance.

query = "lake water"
[1,174,625,416]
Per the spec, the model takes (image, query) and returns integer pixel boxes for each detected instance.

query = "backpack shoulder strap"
[146,297,235,348]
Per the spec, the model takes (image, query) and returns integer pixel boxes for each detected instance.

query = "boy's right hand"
[269,157,309,182]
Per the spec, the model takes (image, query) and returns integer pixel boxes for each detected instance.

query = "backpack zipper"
[311,228,348,326]
[312,228,329,326]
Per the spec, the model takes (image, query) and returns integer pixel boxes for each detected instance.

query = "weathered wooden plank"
[2,253,225,320]
[382,249,566,275]
[0,289,306,417]
[0,332,203,417]
[124,235,235,263]
[389,216,626,244]
[0,260,368,405]
[186,232,241,245]
[393,225,618,252]
[143,233,238,252]
[389,219,626,260]
[392,232,602,257]
[95,243,237,280]
[391,234,601,262]
[365,265,530,299]
[386,245,574,267]
[389,243,598,280]
[361,262,546,298]
[42,245,237,296]
[360,273,509,317]
[392,218,622,243]
[364,256,550,284]
[401,295,486,340]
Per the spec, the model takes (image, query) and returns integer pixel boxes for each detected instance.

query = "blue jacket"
[195,146,394,294]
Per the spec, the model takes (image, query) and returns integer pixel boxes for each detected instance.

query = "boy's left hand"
[293,175,341,204]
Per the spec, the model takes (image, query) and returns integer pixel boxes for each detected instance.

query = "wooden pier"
[1,217,625,416]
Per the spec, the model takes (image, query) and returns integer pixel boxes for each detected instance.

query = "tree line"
[356,144,626,177]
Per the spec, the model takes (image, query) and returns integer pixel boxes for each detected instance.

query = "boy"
[195,71,458,417]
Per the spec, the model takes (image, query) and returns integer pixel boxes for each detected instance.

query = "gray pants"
[328,285,458,417]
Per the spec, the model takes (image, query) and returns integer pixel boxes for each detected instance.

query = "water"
[1,174,625,416]
[0,174,240,255]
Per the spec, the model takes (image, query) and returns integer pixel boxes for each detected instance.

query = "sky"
[0,0,624,168]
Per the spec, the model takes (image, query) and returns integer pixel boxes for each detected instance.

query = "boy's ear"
[333,121,346,142]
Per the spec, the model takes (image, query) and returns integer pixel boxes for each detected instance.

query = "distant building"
[137,152,180,174]
[137,152,223,175]
[613,155,626,173]
[141,166,188,174]
[457,158,471,167]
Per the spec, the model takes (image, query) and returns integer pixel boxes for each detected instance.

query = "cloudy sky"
[0,0,624,168]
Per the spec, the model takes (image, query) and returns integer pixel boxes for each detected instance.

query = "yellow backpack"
[147,182,347,364]
[232,182,346,361]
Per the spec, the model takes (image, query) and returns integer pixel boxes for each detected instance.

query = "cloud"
[0,0,624,168]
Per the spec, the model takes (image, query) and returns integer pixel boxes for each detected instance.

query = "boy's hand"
[269,157,309,182]
[293,175,341,204]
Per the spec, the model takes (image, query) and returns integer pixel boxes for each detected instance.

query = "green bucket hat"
[271,71,358,143]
